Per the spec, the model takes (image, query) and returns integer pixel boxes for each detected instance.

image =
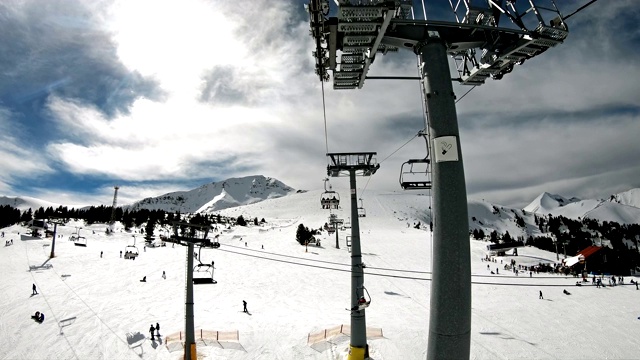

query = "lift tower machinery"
[308,0,588,359]
[327,153,379,359]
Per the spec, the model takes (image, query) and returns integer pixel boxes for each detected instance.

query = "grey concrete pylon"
[417,39,472,360]
[349,169,367,356]
[185,242,196,360]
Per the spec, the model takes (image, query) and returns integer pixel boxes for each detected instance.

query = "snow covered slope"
[522,189,640,225]
[0,195,64,211]
[126,175,296,213]
[608,188,640,208]
[2,189,640,360]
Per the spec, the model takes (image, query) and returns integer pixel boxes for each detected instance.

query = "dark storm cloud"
[0,0,164,122]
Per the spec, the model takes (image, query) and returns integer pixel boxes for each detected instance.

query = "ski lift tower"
[170,222,211,360]
[109,186,119,234]
[308,0,581,358]
[47,216,65,258]
[327,152,379,358]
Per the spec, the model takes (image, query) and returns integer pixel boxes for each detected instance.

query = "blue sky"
[1,0,638,208]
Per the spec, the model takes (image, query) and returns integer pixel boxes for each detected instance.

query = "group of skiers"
[4,239,13,246]
[149,323,161,340]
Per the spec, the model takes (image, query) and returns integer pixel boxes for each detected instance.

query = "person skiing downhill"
[32,284,37,295]
[243,300,248,313]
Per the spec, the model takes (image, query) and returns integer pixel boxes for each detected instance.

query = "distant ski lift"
[321,178,340,209]
[124,245,139,259]
[74,236,87,247]
[400,130,432,190]
[357,198,366,218]
[193,245,217,285]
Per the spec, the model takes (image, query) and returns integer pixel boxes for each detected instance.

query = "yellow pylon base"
[346,344,366,360]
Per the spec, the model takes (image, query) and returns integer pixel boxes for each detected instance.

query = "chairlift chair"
[74,236,87,247]
[355,286,371,311]
[124,245,139,259]
[321,178,340,209]
[357,198,366,218]
[193,263,217,284]
[192,245,217,284]
[399,130,433,190]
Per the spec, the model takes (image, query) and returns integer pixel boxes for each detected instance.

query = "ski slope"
[1,190,640,360]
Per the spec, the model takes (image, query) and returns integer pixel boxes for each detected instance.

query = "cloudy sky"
[1,0,638,208]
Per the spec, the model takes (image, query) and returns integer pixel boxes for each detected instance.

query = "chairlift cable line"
[321,80,330,156]
[359,131,421,196]
[217,246,594,286]
[455,85,477,104]
[562,0,598,21]
[217,244,580,279]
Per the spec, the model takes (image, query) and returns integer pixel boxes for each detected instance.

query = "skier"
[162,271,166,279]
[156,323,160,336]
[32,284,38,295]
[100,251,103,258]
[140,276,146,282]
[120,251,122,258]
[539,291,543,299]
[243,300,248,313]
[149,324,155,340]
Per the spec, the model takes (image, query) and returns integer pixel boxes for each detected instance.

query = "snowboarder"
[539,291,543,299]
[243,300,248,313]
[32,284,37,295]
[563,289,571,295]
[162,271,166,279]
[149,324,155,340]
[140,276,146,282]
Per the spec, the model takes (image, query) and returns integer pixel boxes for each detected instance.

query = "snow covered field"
[1,190,639,360]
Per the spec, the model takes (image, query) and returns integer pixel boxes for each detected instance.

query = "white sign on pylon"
[433,136,459,163]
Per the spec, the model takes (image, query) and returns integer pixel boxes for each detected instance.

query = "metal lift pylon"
[327,152,379,360]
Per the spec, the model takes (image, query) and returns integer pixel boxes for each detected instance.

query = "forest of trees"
[472,213,640,271]
[0,204,244,234]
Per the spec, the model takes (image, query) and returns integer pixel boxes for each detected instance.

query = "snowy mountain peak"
[607,188,640,209]
[126,175,296,213]
[523,192,581,214]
